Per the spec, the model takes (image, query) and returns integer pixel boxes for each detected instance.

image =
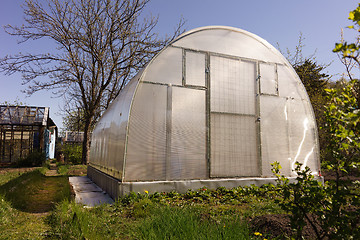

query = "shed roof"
[0,105,49,126]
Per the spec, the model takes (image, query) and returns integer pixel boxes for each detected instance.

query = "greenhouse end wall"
[88,26,321,199]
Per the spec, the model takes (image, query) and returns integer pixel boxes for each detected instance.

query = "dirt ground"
[322,169,360,182]
[249,214,321,239]
[66,165,87,176]
[0,167,40,174]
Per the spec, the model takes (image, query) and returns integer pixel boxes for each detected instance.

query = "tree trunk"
[81,118,92,165]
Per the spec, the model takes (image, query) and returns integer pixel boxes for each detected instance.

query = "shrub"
[272,161,360,239]
[63,144,82,164]
[16,150,46,167]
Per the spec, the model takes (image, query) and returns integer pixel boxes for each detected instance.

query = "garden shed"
[0,105,57,164]
[88,26,321,199]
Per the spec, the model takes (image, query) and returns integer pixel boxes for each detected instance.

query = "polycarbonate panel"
[260,63,277,95]
[288,99,318,175]
[108,77,140,176]
[277,65,307,100]
[260,96,290,176]
[173,28,284,63]
[90,97,115,172]
[210,56,256,115]
[211,114,258,177]
[125,83,167,181]
[185,51,206,87]
[89,73,140,179]
[170,87,207,179]
[142,46,182,85]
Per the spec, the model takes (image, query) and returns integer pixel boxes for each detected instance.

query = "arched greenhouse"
[88,26,321,199]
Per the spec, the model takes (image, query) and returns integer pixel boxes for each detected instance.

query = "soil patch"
[67,165,87,176]
[45,163,58,176]
[322,169,360,182]
[0,167,39,174]
[249,214,322,239]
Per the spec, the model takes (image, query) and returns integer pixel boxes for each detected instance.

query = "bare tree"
[336,29,360,81]
[335,29,360,108]
[0,0,184,164]
[277,33,317,68]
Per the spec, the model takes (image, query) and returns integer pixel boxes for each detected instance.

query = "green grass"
[0,168,53,239]
[46,201,131,239]
[44,187,283,239]
[137,206,252,240]
[45,199,258,240]
[0,169,71,213]
[0,167,284,239]
[57,164,87,176]
[57,164,70,175]
[0,201,49,240]
[0,171,24,186]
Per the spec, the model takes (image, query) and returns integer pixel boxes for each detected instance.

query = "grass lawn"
[0,166,72,239]
[0,169,71,213]
[0,166,284,239]
[57,164,87,176]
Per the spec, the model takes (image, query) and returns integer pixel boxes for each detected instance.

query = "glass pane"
[170,87,206,179]
[260,63,277,95]
[185,51,206,87]
[210,56,256,115]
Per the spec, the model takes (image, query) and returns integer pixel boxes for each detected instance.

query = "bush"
[17,150,46,167]
[272,161,360,239]
[63,144,82,164]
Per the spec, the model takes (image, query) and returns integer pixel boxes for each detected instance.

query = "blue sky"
[0,0,359,130]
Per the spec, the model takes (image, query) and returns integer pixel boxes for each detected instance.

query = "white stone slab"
[69,176,114,207]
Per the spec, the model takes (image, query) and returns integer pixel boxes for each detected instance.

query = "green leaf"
[333,43,344,52]
[349,11,355,20]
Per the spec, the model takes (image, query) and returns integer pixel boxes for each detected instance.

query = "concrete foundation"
[88,165,326,200]
[87,165,121,200]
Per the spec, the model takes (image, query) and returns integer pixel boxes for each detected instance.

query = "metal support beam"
[165,84,172,180]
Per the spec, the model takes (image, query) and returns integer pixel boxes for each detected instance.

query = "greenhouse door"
[209,56,259,177]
